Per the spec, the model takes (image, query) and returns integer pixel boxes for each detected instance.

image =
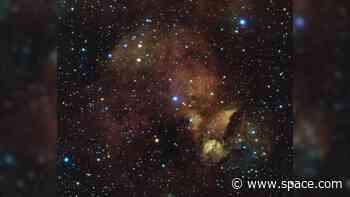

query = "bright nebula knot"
[201,138,226,164]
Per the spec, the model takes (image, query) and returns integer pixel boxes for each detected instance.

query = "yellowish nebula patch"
[207,109,236,138]
[201,138,227,163]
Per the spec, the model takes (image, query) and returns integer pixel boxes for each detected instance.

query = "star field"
[57,0,292,196]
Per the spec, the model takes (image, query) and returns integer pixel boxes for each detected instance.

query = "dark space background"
[293,0,350,186]
[0,0,56,196]
[0,0,348,196]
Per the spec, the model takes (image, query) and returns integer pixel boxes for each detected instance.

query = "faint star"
[294,16,305,28]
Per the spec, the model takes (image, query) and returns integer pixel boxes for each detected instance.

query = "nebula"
[58,0,292,196]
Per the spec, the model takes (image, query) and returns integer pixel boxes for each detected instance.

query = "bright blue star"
[171,96,179,102]
[107,53,113,59]
[81,48,87,52]
[239,18,247,26]
[63,156,70,164]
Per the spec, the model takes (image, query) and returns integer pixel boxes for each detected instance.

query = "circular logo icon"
[232,178,243,190]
